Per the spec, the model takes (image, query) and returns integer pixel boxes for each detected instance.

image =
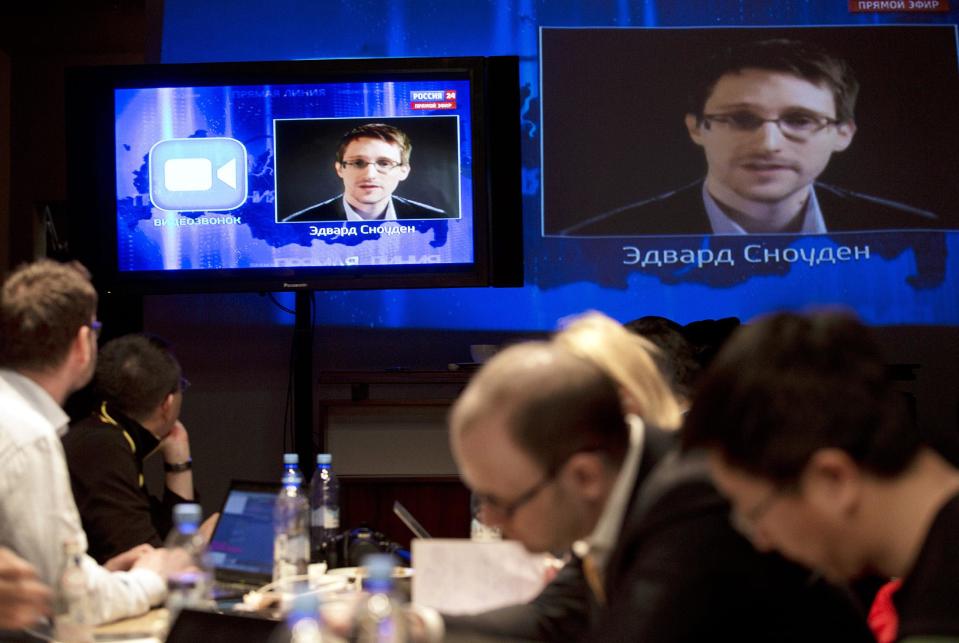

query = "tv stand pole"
[293,291,315,479]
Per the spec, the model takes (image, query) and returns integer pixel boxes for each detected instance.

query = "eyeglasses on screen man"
[702,110,841,140]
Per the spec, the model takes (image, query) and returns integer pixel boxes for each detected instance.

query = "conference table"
[90,542,548,642]
[93,608,168,641]
[92,608,529,643]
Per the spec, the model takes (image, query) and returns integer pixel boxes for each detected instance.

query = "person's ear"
[335,161,346,180]
[803,448,863,518]
[395,163,411,182]
[831,120,856,153]
[618,389,643,417]
[158,392,176,421]
[685,113,705,147]
[71,325,94,369]
[563,452,608,503]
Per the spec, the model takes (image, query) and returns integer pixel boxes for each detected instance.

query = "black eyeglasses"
[730,483,797,538]
[87,320,103,339]
[339,158,403,173]
[702,111,840,140]
[474,446,603,522]
[474,474,556,522]
[172,376,191,395]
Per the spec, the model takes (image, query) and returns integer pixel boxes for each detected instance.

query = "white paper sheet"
[411,539,550,615]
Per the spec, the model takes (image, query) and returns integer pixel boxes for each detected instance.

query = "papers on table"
[411,539,550,615]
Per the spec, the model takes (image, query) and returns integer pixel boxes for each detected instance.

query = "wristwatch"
[164,458,193,473]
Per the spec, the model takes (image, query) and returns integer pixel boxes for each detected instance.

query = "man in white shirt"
[0,259,171,631]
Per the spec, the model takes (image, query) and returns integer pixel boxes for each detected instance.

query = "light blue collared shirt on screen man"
[702,182,826,235]
[343,196,397,222]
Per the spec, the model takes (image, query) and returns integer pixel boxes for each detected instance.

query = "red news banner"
[849,0,949,11]
[410,89,458,110]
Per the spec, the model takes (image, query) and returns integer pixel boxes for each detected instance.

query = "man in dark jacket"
[683,312,959,642]
[431,338,873,642]
[62,334,197,564]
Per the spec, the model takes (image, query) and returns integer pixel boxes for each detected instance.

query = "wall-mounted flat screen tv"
[66,56,522,293]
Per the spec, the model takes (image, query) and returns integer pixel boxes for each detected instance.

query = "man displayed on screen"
[281,122,447,223]
[565,38,938,236]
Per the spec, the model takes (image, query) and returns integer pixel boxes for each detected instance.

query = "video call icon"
[149,138,248,212]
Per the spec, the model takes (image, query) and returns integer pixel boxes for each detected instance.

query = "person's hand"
[401,605,445,643]
[160,421,195,501]
[131,547,170,577]
[404,609,430,643]
[199,512,220,545]
[137,546,203,580]
[542,553,566,584]
[104,543,155,572]
[0,547,52,630]
[160,421,191,464]
[320,594,365,638]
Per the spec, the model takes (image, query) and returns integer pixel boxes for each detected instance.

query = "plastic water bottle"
[469,492,501,541]
[268,592,335,643]
[55,538,94,643]
[164,503,212,620]
[310,453,340,568]
[283,452,304,486]
[352,554,408,643]
[274,453,310,594]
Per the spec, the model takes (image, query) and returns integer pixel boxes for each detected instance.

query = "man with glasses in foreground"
[565,38,937,235]
[63,333,203,565]
[427,332,873,642]
[0,260,176,636]
[682,311,959,641]
[281,122,448,222]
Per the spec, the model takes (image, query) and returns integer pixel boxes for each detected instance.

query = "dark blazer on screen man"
[562,179,939,236]
[282,194,448,223]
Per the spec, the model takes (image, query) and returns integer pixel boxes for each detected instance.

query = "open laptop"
[206,479,281,598]
[167,608,280,643]
[393,500,432,540]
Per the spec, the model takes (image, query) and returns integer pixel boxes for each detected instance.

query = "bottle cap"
[289,591,319,620]
[362,553,394,581]
[316,453,332,465]
[283,453,300,465]
[173,502,202,526]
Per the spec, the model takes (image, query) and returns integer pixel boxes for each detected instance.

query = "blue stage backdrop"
[160,0,959,330]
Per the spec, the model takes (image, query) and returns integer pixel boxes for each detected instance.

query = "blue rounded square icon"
[149,138,248,212]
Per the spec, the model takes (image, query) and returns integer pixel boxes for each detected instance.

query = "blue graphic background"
[159,0,959,329]
[114,80,473,271]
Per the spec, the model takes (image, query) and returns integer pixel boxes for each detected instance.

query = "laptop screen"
[207,480,279,584]
[167,608,279,643]
[393,500,432,540]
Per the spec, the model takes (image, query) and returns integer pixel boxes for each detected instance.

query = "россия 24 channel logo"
[410,89,457,110]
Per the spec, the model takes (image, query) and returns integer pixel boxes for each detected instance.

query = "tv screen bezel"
[66,55,521,294]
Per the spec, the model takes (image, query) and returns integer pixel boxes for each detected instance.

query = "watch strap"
[164,458,192,473]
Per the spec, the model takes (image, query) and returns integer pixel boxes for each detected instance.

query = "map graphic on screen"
[114,78,475,273]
